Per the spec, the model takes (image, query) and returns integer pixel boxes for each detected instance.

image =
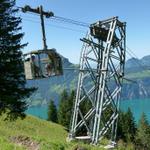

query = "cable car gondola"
[23,49,63,80]
[21,5,63,80]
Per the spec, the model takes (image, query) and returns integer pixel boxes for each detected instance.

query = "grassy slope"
[0,115,102,150]
[0,114,134,150]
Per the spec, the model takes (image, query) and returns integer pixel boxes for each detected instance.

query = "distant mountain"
[122,55,150,99]
[141,55,150,66]
[125,57,140,69]
[26,54,150,106]
[126,55,150,69]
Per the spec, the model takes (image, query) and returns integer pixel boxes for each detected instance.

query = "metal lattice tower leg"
[69,17,126,145]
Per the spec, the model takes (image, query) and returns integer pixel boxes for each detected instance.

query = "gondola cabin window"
[23,49,63,80]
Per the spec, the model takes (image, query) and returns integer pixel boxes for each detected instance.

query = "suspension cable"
[16,5,90,28]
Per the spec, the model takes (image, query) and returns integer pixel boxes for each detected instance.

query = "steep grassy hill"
[0,115,67,150]
[0,114,134,150]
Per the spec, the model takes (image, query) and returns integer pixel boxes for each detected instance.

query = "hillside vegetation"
[0,114,134,150]
[0,114,67,150]
[0,114,100,150]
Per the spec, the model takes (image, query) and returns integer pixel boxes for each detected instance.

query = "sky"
[16,0,150,64]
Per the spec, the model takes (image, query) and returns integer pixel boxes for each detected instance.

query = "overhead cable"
[16,5,89,28]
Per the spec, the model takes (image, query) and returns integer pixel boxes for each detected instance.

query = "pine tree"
[117,108,136,142]
[65,90,75,129]
[58,89,69,127]
[47,100,58,123]
[58,89,75,129]
[135,113,150,149]
[117,110,126,140]
[0,0,35,120]
[124,108,136,142]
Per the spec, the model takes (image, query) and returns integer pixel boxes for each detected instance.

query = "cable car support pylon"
[69,17,126,146]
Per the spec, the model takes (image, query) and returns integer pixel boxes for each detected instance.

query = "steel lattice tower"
[69,17,126,145]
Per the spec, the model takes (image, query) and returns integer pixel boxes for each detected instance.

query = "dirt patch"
[73,145,88,150]
[10,135,40,150]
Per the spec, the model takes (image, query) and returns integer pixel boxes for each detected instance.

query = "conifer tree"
[0,0,35,120]
[117,108,136,142]
[58,89,69,127]
[135,113,150,149]
[47,100,58,123]
[58,89,75,129]
[117,110,127,140]
[65,90,75,129]
[124,108,136,142]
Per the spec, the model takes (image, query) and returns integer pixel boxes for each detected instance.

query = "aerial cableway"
[19,5,89,80]
[19,5,127,147]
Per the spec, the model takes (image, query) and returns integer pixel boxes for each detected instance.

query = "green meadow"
[0,114,135,150]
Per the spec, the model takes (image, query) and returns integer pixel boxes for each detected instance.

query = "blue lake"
[26,99,150,123]
[120,99,150,123]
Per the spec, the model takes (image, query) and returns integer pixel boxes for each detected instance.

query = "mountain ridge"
[26,55,150,106]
